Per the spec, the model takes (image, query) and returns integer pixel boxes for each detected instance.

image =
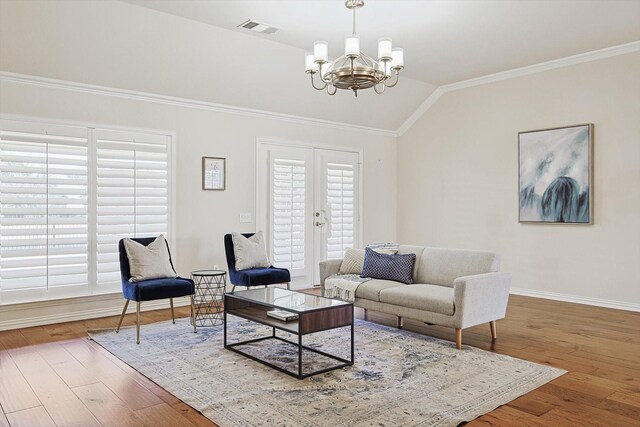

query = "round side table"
[191,270,227,327]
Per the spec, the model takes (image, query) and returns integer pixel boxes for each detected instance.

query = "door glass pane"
[325,162,354,259]
[272,158,306,271]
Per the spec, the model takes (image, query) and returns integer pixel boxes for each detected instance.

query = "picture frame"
[202,157,226,190]
[518,124,593,224]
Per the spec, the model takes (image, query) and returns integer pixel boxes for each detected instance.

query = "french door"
[256,142,360,288]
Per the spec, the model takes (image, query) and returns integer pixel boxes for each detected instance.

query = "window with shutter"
[95,130,169,291]
[0,119,172,305]
[325,163,355,260]
[0,122,89,302]
[271,158,306,272]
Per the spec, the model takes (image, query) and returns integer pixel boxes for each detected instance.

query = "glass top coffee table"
[224,288,354,379]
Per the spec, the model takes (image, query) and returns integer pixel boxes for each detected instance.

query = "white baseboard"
[510,288,640,313]
[0,293,191,331]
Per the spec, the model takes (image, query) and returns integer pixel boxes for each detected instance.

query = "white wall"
[0,79,396,327]
[0,81,397,279]
[398,52,640,308]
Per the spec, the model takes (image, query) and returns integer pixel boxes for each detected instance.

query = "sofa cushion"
[416,247,501,287]
[397,245,425,283]
[361,248,416,284]
[379,284,455,316]
[339,248,365,274]
[354,279,404,301]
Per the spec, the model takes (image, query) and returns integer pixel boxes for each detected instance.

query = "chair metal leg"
[286,282,290,290]
[170,298,175,324]
[136,302,141,344]
[190,295,197,334]
[231,285,236,293]
[116,299,129,333]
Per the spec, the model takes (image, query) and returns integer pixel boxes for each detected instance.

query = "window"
[0,119,172,304]
[96,129,170,291]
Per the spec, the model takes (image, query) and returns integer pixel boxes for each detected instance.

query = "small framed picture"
[202,157,226,190]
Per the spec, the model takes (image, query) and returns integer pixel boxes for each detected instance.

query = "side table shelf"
[191,270,226,327]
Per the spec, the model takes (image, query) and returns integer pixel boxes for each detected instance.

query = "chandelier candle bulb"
[378,38,393,60]
[345,35,360,58]
[391,48,404,69]
[313,41,329,62]
[305,52,318,72]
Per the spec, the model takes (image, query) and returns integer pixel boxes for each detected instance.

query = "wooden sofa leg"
[363,309,368,321]
[455,328,462,350]
[397,316,403,329]
[490,321,497,340]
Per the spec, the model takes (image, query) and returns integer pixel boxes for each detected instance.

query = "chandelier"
[305,0,405,96]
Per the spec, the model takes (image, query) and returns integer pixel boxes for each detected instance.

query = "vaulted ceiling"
[124,0,640,85]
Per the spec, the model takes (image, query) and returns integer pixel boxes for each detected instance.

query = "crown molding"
[396,87,443,136]
[442,40,640,93]
[510,288,640,313]
[397,40,640,136]
[0,71,398,138]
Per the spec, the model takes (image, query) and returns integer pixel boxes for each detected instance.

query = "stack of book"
[267,310,299,322]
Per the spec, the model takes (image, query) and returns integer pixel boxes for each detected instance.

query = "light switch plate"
[239,213,252,223]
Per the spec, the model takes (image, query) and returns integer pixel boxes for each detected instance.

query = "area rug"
[90,318,564,426]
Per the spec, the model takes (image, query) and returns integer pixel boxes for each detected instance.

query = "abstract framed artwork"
[519,124,593,224]
[202,157,226,190]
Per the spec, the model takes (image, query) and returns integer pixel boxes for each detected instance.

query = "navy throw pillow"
[361,247,416,284]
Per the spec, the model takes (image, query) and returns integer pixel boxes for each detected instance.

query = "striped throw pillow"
[339,248,366,275]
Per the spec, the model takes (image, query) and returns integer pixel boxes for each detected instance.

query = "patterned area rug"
[90,318,564,426]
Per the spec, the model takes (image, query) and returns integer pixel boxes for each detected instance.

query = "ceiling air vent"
[237,20,279,35]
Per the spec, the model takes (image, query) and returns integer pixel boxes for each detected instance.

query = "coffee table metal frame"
[224,290,354,379]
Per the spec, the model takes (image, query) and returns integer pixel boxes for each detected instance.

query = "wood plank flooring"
[0,294,638,426]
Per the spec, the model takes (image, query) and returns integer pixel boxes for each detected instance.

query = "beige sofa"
[319,245,511,349]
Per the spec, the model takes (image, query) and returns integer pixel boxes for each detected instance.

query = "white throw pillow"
[232,231,271,271]
[366,242,400,255]
[123,235,178,282]
[339,248,366,275]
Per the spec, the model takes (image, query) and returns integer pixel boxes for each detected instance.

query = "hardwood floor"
[0,294,639,426]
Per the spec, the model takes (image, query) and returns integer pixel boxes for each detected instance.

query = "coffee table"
[224,288,354,379]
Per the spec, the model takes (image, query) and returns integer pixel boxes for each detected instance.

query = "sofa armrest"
[453,272,511,329]
[319,259,342,291]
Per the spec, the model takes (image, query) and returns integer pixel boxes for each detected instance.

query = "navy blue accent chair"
[224,233,291,292]
[116,237,197,343]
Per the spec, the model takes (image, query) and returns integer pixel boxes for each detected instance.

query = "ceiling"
[123,0,640,86]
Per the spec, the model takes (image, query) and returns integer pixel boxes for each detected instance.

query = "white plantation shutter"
[0,121,89,301]
[271,158,306,272]
[325,163,355,259]
[0,119,172,305]
[95,129,170,290]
